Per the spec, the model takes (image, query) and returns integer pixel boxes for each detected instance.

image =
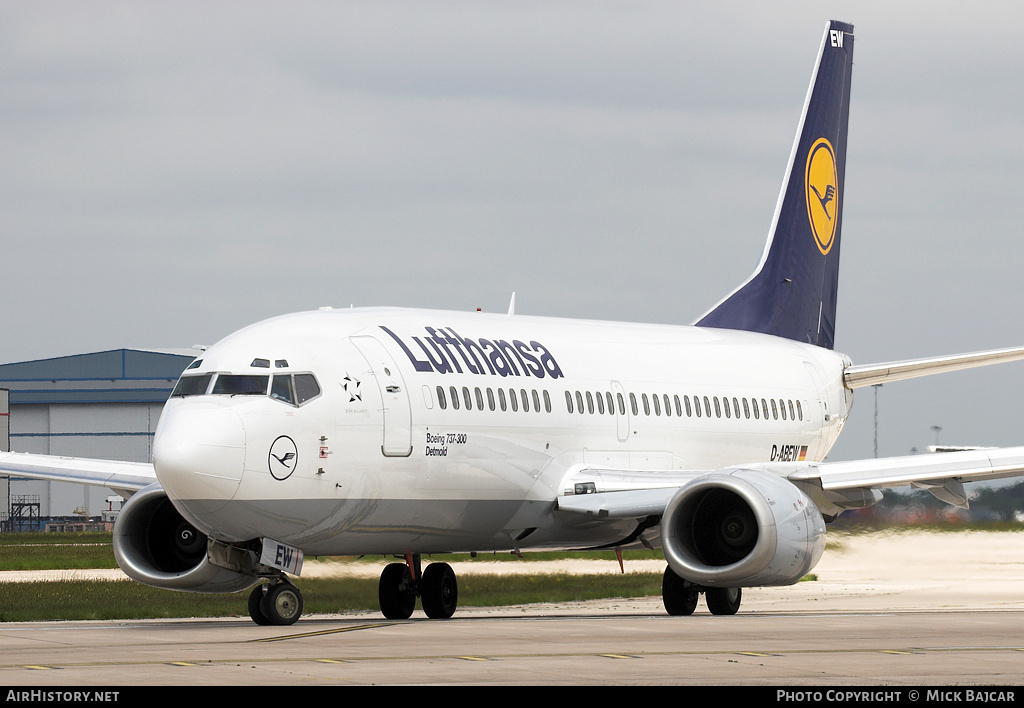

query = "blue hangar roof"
[0,349,196,405]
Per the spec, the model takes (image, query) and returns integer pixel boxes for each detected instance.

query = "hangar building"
[0,348,195,524]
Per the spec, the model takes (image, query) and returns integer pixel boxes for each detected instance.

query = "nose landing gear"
[248,579,304,626]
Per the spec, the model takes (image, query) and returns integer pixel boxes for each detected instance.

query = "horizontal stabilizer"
[844,345,1024,388]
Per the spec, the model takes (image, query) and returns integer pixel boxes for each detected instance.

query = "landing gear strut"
[248,579,304,626]
[378,555,459,620]
[662,566,742,616]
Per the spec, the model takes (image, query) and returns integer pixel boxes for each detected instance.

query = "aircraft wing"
[0,451,157,499]
[556,446,1024,519]
[786,446,1024,509]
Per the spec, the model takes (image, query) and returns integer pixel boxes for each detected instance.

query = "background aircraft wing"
[0,451,157,499]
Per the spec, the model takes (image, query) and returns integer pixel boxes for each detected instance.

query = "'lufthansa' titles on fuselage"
[380,326,564,379]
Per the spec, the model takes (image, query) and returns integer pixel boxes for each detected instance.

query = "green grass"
[0,531,667,621]
[0,532,113,546]
[0,532,670,572]
[2,524,1018,622]
[0,573,664,623]
[0,540,117,570]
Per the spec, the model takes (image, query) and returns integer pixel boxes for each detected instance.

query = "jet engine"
[113,483,258,593]
[661,469,826,587]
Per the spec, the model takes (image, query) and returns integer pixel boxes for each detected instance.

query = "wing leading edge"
[0,452,157,500]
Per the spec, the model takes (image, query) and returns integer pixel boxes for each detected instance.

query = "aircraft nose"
[152,400,246,512]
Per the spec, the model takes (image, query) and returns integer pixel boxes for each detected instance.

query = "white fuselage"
[152,307,852,556]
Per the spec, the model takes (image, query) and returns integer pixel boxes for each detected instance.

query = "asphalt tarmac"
[1,531,1022,687]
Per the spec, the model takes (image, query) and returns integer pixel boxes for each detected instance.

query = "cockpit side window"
[270,375,295,404]
[171,374,213,397]
[294,374,321,404]
[268,373,322,407]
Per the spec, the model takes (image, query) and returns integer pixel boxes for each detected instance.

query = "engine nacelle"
[661,469,826,587]
[113,483,258,594]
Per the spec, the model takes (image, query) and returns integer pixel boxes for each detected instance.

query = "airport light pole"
[873,384,882,458]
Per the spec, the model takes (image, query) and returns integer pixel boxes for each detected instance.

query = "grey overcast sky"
[2,1,1024,465]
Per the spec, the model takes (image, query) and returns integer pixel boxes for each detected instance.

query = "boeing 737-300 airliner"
[4,20,1024,625]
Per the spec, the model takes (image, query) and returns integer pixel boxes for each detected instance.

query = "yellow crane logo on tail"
[805,137,838,255]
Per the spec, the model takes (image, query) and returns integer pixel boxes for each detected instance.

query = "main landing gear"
[248,578,304,626]
[244,555,457,626]
[378,555,459,620]
[661,566,742,616]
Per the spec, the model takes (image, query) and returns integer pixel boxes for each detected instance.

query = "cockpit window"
[212,374,269,395]
[270,375,295,404]
[294,374,321,404]
[171,374,212,397]
[172,370,319,404]
[269,373,322,406]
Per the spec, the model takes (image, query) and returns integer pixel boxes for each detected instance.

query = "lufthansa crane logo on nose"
[269,435,298,481]
[805,137,839,255]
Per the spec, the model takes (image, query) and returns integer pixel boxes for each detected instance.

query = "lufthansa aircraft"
[5,20,1024,625]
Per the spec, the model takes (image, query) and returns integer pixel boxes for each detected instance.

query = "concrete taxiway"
[1,531,1023,686]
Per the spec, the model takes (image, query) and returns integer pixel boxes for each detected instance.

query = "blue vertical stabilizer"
[696,20,854,350]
